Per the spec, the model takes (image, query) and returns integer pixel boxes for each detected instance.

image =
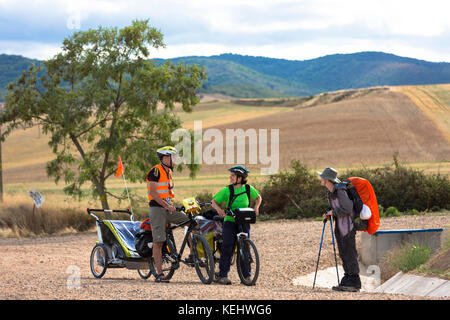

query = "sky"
[1,0,450,62]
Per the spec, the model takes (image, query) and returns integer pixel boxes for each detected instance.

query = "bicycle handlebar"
[225,208,235,216]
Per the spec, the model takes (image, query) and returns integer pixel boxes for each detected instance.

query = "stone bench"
[360,228,445,266]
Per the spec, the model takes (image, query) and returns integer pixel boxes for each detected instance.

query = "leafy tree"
[0,19,206,209]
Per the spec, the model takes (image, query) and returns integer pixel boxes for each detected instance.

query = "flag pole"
[122,171,133,215]
[117,156,134,220]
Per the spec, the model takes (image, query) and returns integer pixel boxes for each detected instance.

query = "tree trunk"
[70,134,111,217]
[96,182,111,218]
[0,126,3,203]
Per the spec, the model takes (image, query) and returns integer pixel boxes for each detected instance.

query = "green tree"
[0,19,206,209]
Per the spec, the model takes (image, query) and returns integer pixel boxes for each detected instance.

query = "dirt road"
[0,215,448,300]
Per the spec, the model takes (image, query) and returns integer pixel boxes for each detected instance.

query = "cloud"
[0,40,61,60]
[1,0,450,62]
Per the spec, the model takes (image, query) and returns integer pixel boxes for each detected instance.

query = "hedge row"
[257,158,450,219]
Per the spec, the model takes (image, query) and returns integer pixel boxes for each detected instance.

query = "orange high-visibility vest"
[147,164,174,202]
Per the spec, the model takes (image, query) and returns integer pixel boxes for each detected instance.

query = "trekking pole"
[312,219,327,289]
[329,217,340,286]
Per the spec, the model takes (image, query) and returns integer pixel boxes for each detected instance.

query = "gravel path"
[0,215,448,300]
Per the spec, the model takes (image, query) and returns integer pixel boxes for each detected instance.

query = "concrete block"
[375,271,450,298]
[396,275,447,296]
[375,271,405,293]
[427,281,450,298]
[361,228,444,267]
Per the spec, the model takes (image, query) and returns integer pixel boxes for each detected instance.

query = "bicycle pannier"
[234,208,256,224]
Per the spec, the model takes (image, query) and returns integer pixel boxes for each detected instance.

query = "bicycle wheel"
[192,233,215,284]
[148,238,177,280]
[137,265,152,279]
[90,244,108,279]
[236,238,260,286]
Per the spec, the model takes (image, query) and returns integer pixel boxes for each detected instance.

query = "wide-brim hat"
[317,167,341,183]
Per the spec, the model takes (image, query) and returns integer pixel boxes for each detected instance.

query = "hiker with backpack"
[319,167,362,292]
[211,165,262,285]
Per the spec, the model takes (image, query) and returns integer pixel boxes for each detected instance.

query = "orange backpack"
[347,177,380,235]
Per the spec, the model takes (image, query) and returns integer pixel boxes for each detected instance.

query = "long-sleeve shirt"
[327,184,355,237]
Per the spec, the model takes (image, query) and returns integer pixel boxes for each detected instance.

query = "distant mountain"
[1,51,450,100]
[167,52,450,97]
[0,54,42,100]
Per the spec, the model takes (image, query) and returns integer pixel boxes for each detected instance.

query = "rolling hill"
[2,85,449,185]
[202,86,450,175]
[2,51,450,99]
[160,51,450,97]
[0,54,42,100]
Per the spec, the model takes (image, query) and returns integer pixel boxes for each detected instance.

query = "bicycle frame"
[152,202,216,285]
[163,203,210,267]
[224,208,259,286]
[165,211,197,267]
[226,208,251,239]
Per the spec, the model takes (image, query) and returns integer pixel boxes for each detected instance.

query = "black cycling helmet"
[228,165,250,178]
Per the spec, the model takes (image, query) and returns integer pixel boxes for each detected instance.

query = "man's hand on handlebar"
[166,204,177,212]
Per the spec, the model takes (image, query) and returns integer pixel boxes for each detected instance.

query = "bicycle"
[211,207,260,286]
[147,199,215,284]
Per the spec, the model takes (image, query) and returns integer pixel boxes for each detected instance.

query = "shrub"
[341,156,450,212]
[384,206,401,217]
[405,209,421,216]
[378,205,385,218]
[259,159,327,219]
[387,243,432,272]
[259,156,450,219]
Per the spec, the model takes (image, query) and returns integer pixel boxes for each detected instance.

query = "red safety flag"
[116,156,124,178]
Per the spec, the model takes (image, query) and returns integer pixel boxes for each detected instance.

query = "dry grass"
[178,99,291,129]
[0,194,94,237]
[392,84,450,142]
[3,85,450,182]
[196,88,450,175]
[2,125,54,170]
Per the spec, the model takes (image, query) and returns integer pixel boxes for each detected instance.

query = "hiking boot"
[332,275,361,292]
[348,274,361,290]
[216,277,232,285]
[332,285,359,292]
[340,274,350,285]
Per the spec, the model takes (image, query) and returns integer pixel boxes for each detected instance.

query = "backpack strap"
[344,179,366,231]
[227,184,251,210]
[344,182,363,214]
